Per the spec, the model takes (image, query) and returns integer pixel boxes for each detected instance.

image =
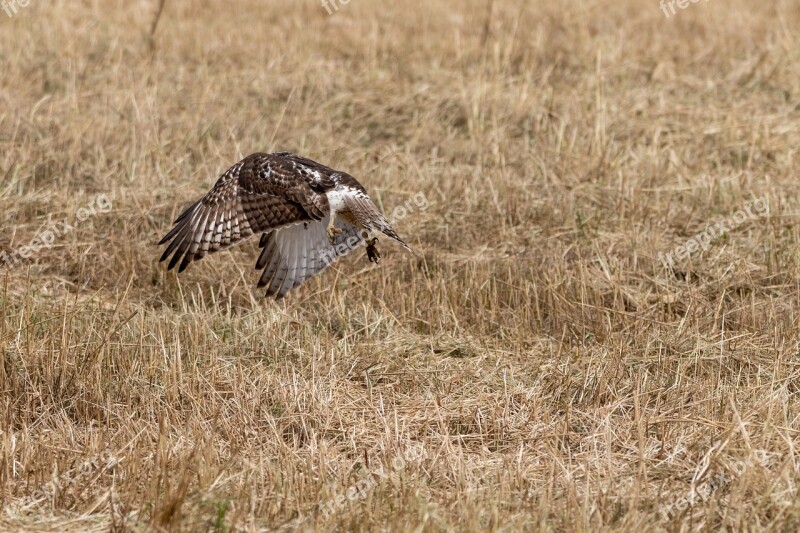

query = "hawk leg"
[327,223,343,245]
[366,237,381,264]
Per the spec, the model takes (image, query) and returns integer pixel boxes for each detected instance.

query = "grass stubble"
[1,0,800,530]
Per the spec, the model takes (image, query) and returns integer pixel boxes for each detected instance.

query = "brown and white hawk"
[158,152,412,299]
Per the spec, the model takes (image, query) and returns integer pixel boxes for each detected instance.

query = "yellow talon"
[327,225,343,244]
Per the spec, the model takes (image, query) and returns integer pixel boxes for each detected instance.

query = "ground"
[1,0,799,531]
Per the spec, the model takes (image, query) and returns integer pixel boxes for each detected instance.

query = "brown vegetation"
[1,0,799,530]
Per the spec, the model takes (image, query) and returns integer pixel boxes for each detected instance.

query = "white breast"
[325,188,350,214]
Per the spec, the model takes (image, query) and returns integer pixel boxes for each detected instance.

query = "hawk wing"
[254,214,365,299]
[158,152,332,273]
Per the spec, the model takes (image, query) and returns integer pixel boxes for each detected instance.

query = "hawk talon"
[327,225,343,244]
[366,237,381,264]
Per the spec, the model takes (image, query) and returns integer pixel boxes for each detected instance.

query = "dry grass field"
[1,0,800,530]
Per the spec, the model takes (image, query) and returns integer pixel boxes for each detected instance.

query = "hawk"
[158,152,412,299]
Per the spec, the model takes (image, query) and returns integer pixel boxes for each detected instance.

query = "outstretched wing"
[254,215,364,299]
[158,153,332,273]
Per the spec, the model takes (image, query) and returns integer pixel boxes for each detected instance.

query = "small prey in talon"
[366,237,381,264]
[157,151,413,299]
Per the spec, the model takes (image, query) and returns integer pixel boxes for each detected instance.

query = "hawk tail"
[343,194,413,252]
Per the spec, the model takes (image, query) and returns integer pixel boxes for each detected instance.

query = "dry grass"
[1,0,800,530]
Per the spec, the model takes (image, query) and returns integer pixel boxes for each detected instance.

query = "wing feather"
[254,214,364,299]
[168,208,209,270]
[256,230,282,289]
[293,230,312,290]
[287,238,306,296]
[175,207,212,272]
[158,152,332,272]
[221,205,233,248]
[275,232,298,298]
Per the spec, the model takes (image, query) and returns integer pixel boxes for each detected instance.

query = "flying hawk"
[158,152,412,299]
